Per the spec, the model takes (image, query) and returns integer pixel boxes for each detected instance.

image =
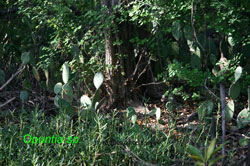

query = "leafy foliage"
[80,72,104,112]
[197,100,214,121]
[0,0,249,165]
[237,87,250,129]
[188,138,226,166]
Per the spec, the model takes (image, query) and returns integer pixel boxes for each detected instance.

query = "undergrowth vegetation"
[0,0,250,165]
[1,106,190,165]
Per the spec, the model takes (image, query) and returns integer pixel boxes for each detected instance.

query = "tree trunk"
[101,0,135,108]
[219,39,227,166]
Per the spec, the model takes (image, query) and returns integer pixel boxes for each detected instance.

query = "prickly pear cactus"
[53,62,73,108]
[62,63,70,84]
[80,72,104,111]
[229,82,240,100]
[172,20,182,41]
[234,66,242,82]
[53,65,104,114]
[80,95,92,109]
[191,54,201,69]
[20,90,29,103]
[54,82,63,94]
[93,72,104,90]
[237,109,250,129]
[61,84,73,102]
[237,86,250,129]
[225,99,234,121]
[229,66,242,100]
[197,100,214,121]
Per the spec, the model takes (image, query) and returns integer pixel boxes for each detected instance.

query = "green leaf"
[188,155,203,162]
[183,25,193,40]
[156,107,161,121]
[195,161,205,166]
[148,108,156,116]
[197,100,214,121]
[80,95,92,109]
[208,155,225,166]
[194,47,201,58]
[165,102,174,112]
[239,137,249,146]
[234,66,242,82]
[44,69,49,80]
[208,39,216,55]
[126,107,136,117]
[171,42,179,56]
[54,82,63,94]
[191,54,201,69]
[61,84,73,102]
[172,20,182,41]
[21,52,30,65]
[237,108,250,129]
[20,90,29,102]
[209,54,217,65]
[131,115,137,125]
[197,33,207,48]
[210,141,227,158]
[71,44,80,57]
[229,82,241,100]
[187,144,203,161]
[225,99,234,121]
[212,67,219,77]
[62,63,70,84]
[54,95,60,107]
[32,67,40,81]
[93,72,104,89]
[228,35,235,47]
[58,98,74,114]
[206,138,216,161]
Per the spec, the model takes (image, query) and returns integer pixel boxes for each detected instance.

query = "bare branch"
[204,77,220,101]
[0,65,25,92]
[0,97,16,108]
[136,81,164,89]
[134,57,150,85]
[133,53,143,76]
[134,66,147,84]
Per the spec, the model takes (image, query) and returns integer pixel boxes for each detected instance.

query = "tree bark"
[101,0,135,108]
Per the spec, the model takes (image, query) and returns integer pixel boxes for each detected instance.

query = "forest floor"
[0,89,249,165]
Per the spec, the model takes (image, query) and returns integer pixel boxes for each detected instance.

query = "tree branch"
[136,81,164,89]
[0,97,16,108]
[204,77,220,101]
[0,65,25,92]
